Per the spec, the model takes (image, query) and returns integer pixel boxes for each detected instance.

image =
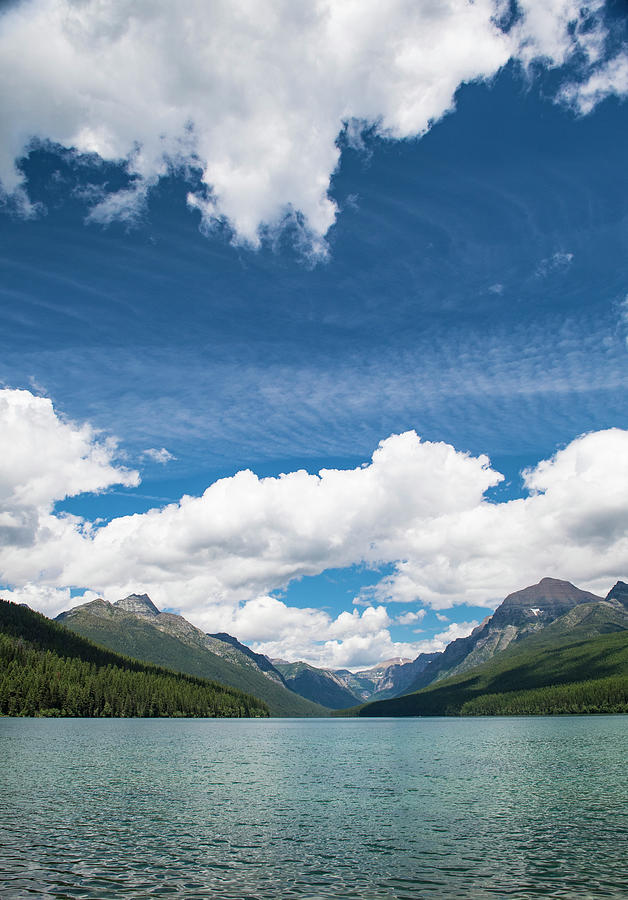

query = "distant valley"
[55,591,443,711]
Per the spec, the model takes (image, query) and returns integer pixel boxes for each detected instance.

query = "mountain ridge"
[333,582,628,717]
[401,578,604,695]
[48,576,628,713]
[57,596,328,717]
[0,598,269,718]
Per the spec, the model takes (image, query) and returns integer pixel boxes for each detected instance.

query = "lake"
[1,716,626,898]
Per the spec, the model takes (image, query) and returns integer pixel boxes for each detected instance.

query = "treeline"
[0,600,269,718]
[460,676,628,716]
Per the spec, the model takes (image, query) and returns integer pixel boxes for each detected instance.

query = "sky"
[1,0,628,669]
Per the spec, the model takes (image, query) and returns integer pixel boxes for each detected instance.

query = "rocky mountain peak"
[114,593,160,618]
[491,578,602,627]
[56,598,111,621]
[605,581,628,608]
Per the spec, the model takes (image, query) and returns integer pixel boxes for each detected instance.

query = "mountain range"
[50,576,628,717]
[0,573,626,717]
[0,599,269,718]
[399,577,606,695]
[352,582,628,716]
[56,593,439,711]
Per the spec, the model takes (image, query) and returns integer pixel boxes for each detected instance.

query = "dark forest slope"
[0,599,268,718]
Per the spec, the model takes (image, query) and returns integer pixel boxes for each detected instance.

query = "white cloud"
[515,0,607,68]
[0,584,100,618]
[561,51,628,114]
[0,0,618,251]
[3,388,628,666]
[141,447,175,465]
[224,597,418,669]
[393,619,480,657]
[433,620,478,644]
[0,388,138,554]
[396,610,426,625]
[435,613,449,622]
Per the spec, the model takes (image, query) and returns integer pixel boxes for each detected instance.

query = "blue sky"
[1,1,627,667]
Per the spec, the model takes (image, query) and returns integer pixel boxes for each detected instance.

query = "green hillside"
[461,676,628,715]
[346,604,628,717]
[0,600,268,718]
[58,604,329,717]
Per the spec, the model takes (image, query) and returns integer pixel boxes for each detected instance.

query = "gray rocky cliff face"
[606,581,628,608]
[404,577,604,693]
[208,633,286,685]
[114,594,160,618]
[368,652,441,699]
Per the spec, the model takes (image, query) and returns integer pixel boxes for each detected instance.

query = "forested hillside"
[0,600,268,718]
[461,676,628,715]
[348,625,628,717]
[58,596,329,717]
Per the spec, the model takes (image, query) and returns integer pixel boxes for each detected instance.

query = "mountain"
[272,653,440,707]
[402,578,603,694]
[348,587,628,717]
[56,595,329,717]
[273,660,362,709]
[0,598,269,718]
[115,592,160,617]
[209,632,285,685]
[606,580,628,607]
[361,653,442,700]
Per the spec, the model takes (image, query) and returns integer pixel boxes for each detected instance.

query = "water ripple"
[0,716,626,898]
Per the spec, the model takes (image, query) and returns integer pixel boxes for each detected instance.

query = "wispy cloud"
[395,610,426,626]
[560,51,628,114]
[141,447,175,465]
[535,251,574,278]
[3,311,626,471]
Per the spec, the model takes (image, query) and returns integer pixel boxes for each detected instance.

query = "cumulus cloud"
[433,620,478,644]
[0,584,100,618]
[0,0,621,251]
[394,620,480,656]
[3,387,628,665]
[226,597,414,669]
[0,388,138,552]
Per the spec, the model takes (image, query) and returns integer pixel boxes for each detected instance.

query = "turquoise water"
[1,717,626,899]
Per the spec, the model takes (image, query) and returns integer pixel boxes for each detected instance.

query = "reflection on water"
[1,716,626,898]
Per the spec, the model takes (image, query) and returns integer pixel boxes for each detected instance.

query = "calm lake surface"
[1,716,626,899]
